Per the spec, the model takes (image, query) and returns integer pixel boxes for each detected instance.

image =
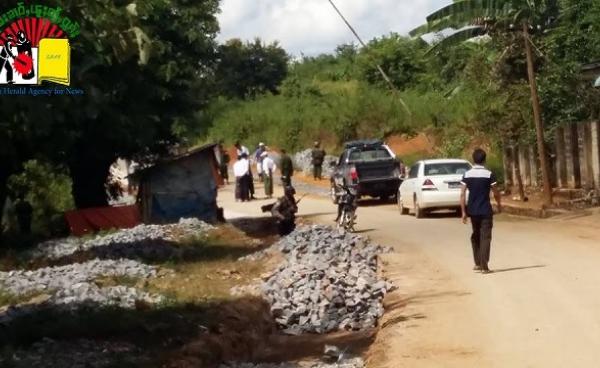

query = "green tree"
[412,0,561,206]
[7,161,74,236]
[356,34,427,90]
[0,0,220,210]
[215,38,289,99]
[539,0,600,127]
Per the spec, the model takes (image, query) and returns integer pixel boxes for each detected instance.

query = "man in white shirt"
[235,141,254,199]
[233,153,251,201]
[261,151,277,198]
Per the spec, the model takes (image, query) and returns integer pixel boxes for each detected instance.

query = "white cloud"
[217,0,450,55]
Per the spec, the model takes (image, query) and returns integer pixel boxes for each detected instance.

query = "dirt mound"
[385,134,436,157]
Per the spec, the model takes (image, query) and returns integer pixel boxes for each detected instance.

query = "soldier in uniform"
[311,141,326,180]
[279,149,294,186]
[271,186,298,235]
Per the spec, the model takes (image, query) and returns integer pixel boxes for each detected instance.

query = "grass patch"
[151,227,273,302]
[94,275,141,289]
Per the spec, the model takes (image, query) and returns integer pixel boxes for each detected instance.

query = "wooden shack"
[132,144,222,224]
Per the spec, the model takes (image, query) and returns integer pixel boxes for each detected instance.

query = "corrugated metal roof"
[130,143,218,179]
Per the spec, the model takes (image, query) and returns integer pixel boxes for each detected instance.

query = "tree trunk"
[69,160,112,209]
[523,23,553,206]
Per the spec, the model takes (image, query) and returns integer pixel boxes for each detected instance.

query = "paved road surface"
[219,182,600,368]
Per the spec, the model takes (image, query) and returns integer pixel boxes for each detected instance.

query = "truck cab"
[330,140,402,202]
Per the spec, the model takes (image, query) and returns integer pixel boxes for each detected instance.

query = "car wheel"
[398,195,409,215]
[414,196,425,219]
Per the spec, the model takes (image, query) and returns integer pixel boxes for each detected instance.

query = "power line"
[326,0,411,116]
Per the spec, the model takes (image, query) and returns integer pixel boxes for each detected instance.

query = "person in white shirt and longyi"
[233,152,251,202]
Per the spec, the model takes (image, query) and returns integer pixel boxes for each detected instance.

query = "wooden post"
[565,124,581,188]
[583,122,595,190]
[520,145,531,187]
[513,146,526,200]
[503,145,513,190]
[529,145,539,187]
[591,121,600,192]
[555,127,567,188]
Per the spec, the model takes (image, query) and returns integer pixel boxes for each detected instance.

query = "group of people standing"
[219,141,294,202]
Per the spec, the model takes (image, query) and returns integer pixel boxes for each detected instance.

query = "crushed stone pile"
[293,149,337,178]
[220,358,365,368]
[3,338,149,368]
[33,218,214,260]
[0,259,159,295]
[261,225,393,334]
[0,259,166,324]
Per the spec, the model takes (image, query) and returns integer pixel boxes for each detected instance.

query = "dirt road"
[219,183,600,367]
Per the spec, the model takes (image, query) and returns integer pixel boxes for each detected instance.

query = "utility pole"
[523,22,553,206]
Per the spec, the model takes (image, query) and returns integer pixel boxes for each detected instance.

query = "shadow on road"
[353,229,377,234]
[490,265,546,274]
[298,212,337,220]
[358,198,395,207]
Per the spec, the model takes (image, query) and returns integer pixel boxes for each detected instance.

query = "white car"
[398,159,472,218]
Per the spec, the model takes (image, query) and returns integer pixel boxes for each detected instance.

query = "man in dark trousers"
[460,149,502,274]
[279,149,294,186]
[311,141,326,180]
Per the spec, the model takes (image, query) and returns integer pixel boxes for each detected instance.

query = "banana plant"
[411,0,560,206]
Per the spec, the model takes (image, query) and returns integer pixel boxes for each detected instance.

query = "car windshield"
[424,163,471,176]
[348,148,392,161]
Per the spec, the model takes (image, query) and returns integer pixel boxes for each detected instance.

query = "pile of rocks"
[0,259,165,324]
[261,225,393,334]
[293,149,337,178]
[4,338,149,368]
[220,358,365,368]
[0,259,159,295]
[33,218,214,260]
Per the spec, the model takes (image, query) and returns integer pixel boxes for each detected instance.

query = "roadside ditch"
[0,216,398,368]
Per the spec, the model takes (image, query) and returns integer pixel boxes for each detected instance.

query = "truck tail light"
[350,166,359,182]
[422,178,437,191]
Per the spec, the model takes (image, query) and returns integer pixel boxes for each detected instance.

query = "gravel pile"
[261,225,393,334]
[0,259,165,324]
[0,259,159,295]
[220,358,364,368]
[293,149,337,178]
[33,218,214,260]
[4,338,149,368]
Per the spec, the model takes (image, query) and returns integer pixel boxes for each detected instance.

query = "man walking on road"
[311,141,326,180]
[460,149,502,274]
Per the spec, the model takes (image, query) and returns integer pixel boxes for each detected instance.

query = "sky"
[217,0,450,56]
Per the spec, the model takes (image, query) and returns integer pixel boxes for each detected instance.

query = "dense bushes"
[5,161,74,237]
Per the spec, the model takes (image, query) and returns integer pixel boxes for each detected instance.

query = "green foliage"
[208,81,420,151]
[0,0,221,209]
[539,0,600,126]
[215,38,289,99]
[356,34,427,90]
[7,161,74,236]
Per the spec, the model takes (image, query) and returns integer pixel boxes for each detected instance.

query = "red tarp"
[65,205,141,236]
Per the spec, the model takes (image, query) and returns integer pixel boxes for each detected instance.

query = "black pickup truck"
[330,140,402,202]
